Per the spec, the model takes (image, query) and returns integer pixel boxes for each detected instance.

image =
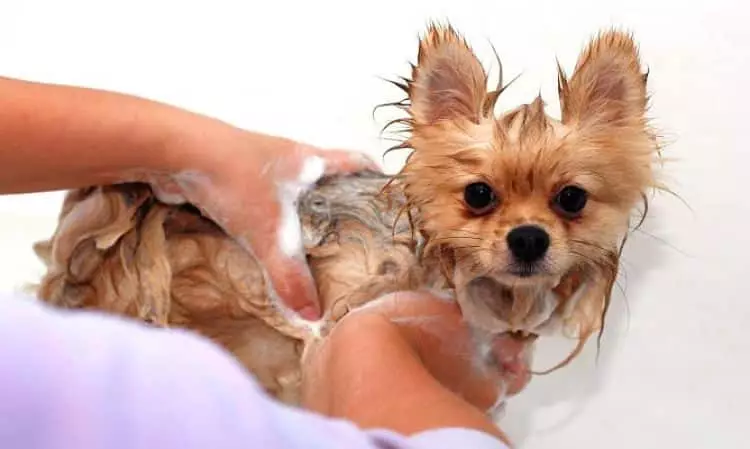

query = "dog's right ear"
[409,23,488,126]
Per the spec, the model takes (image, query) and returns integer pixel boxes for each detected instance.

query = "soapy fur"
[32,24,660,404]
[34,173,425,404]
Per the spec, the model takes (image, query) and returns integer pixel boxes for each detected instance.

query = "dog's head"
[388,24,658,338]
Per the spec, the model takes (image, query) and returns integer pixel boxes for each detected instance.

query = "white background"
[0,1,746,447]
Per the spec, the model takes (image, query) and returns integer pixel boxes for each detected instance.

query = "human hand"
[0,76,374,319]
[148,128,377,319]
[300,291,532,434]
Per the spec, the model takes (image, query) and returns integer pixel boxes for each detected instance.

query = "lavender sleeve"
[0,294,507,449]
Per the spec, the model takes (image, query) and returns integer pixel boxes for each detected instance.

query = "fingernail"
[298,305,320,321]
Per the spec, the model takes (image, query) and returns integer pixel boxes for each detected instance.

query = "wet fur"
[384,24,658,357]
[34,172,429,405]
[32,24,660,403]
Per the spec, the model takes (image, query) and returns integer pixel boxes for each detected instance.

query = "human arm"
[0,76,262,193]
[0,77,374,317]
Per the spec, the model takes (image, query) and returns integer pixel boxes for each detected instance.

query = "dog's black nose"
[506,225,550,263]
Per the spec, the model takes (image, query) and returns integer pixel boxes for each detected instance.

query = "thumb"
[228,188,321,320]
[261,248,321,320]
[311,149,381,175]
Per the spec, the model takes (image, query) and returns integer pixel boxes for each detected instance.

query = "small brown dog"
[33,23,659,406]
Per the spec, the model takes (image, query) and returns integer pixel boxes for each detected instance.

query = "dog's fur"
[32,24,659,404]
[34,173,422,405]
[385,24,659,368]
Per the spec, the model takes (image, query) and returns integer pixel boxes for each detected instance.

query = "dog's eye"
[554,185,588,217]
[464,182,497,215]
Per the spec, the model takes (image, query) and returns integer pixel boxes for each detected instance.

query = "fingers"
[259,147,377,317]
[261,249,321,320]
[491,335,533,396]
[349,290,532,403]
[273,143,380,186]
[234,196,322,320]
[352,290,461,319]
[313,149,381,175]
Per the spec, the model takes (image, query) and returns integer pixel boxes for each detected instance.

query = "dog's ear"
[559,30,647,130]
[409,23,488,126]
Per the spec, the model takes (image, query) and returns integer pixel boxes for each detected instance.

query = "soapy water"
[276,156,326,259]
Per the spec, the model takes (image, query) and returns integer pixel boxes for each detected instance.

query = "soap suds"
[277,156,326,258]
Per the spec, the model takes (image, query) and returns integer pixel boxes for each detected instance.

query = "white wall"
[0,1,745,447]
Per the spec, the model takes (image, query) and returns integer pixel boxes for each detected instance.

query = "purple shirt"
[0,294,507,449]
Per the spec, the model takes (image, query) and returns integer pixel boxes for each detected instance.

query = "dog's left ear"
[559,30,648,129]
[409,23,488,126]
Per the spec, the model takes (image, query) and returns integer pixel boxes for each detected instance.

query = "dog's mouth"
[506,261,550,279]
[454,266,588,339]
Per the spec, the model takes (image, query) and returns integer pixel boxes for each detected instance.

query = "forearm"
[304,315,507,442]
[0,77,283,194]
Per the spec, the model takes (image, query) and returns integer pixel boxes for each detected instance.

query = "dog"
[32,22,660,407]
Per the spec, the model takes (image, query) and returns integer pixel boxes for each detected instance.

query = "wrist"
[159,108,300,181]
[155,106,240,176]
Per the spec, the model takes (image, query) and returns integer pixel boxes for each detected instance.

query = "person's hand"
[0,77,374,319]
[148,129,377,319]
[300,290,532,437]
